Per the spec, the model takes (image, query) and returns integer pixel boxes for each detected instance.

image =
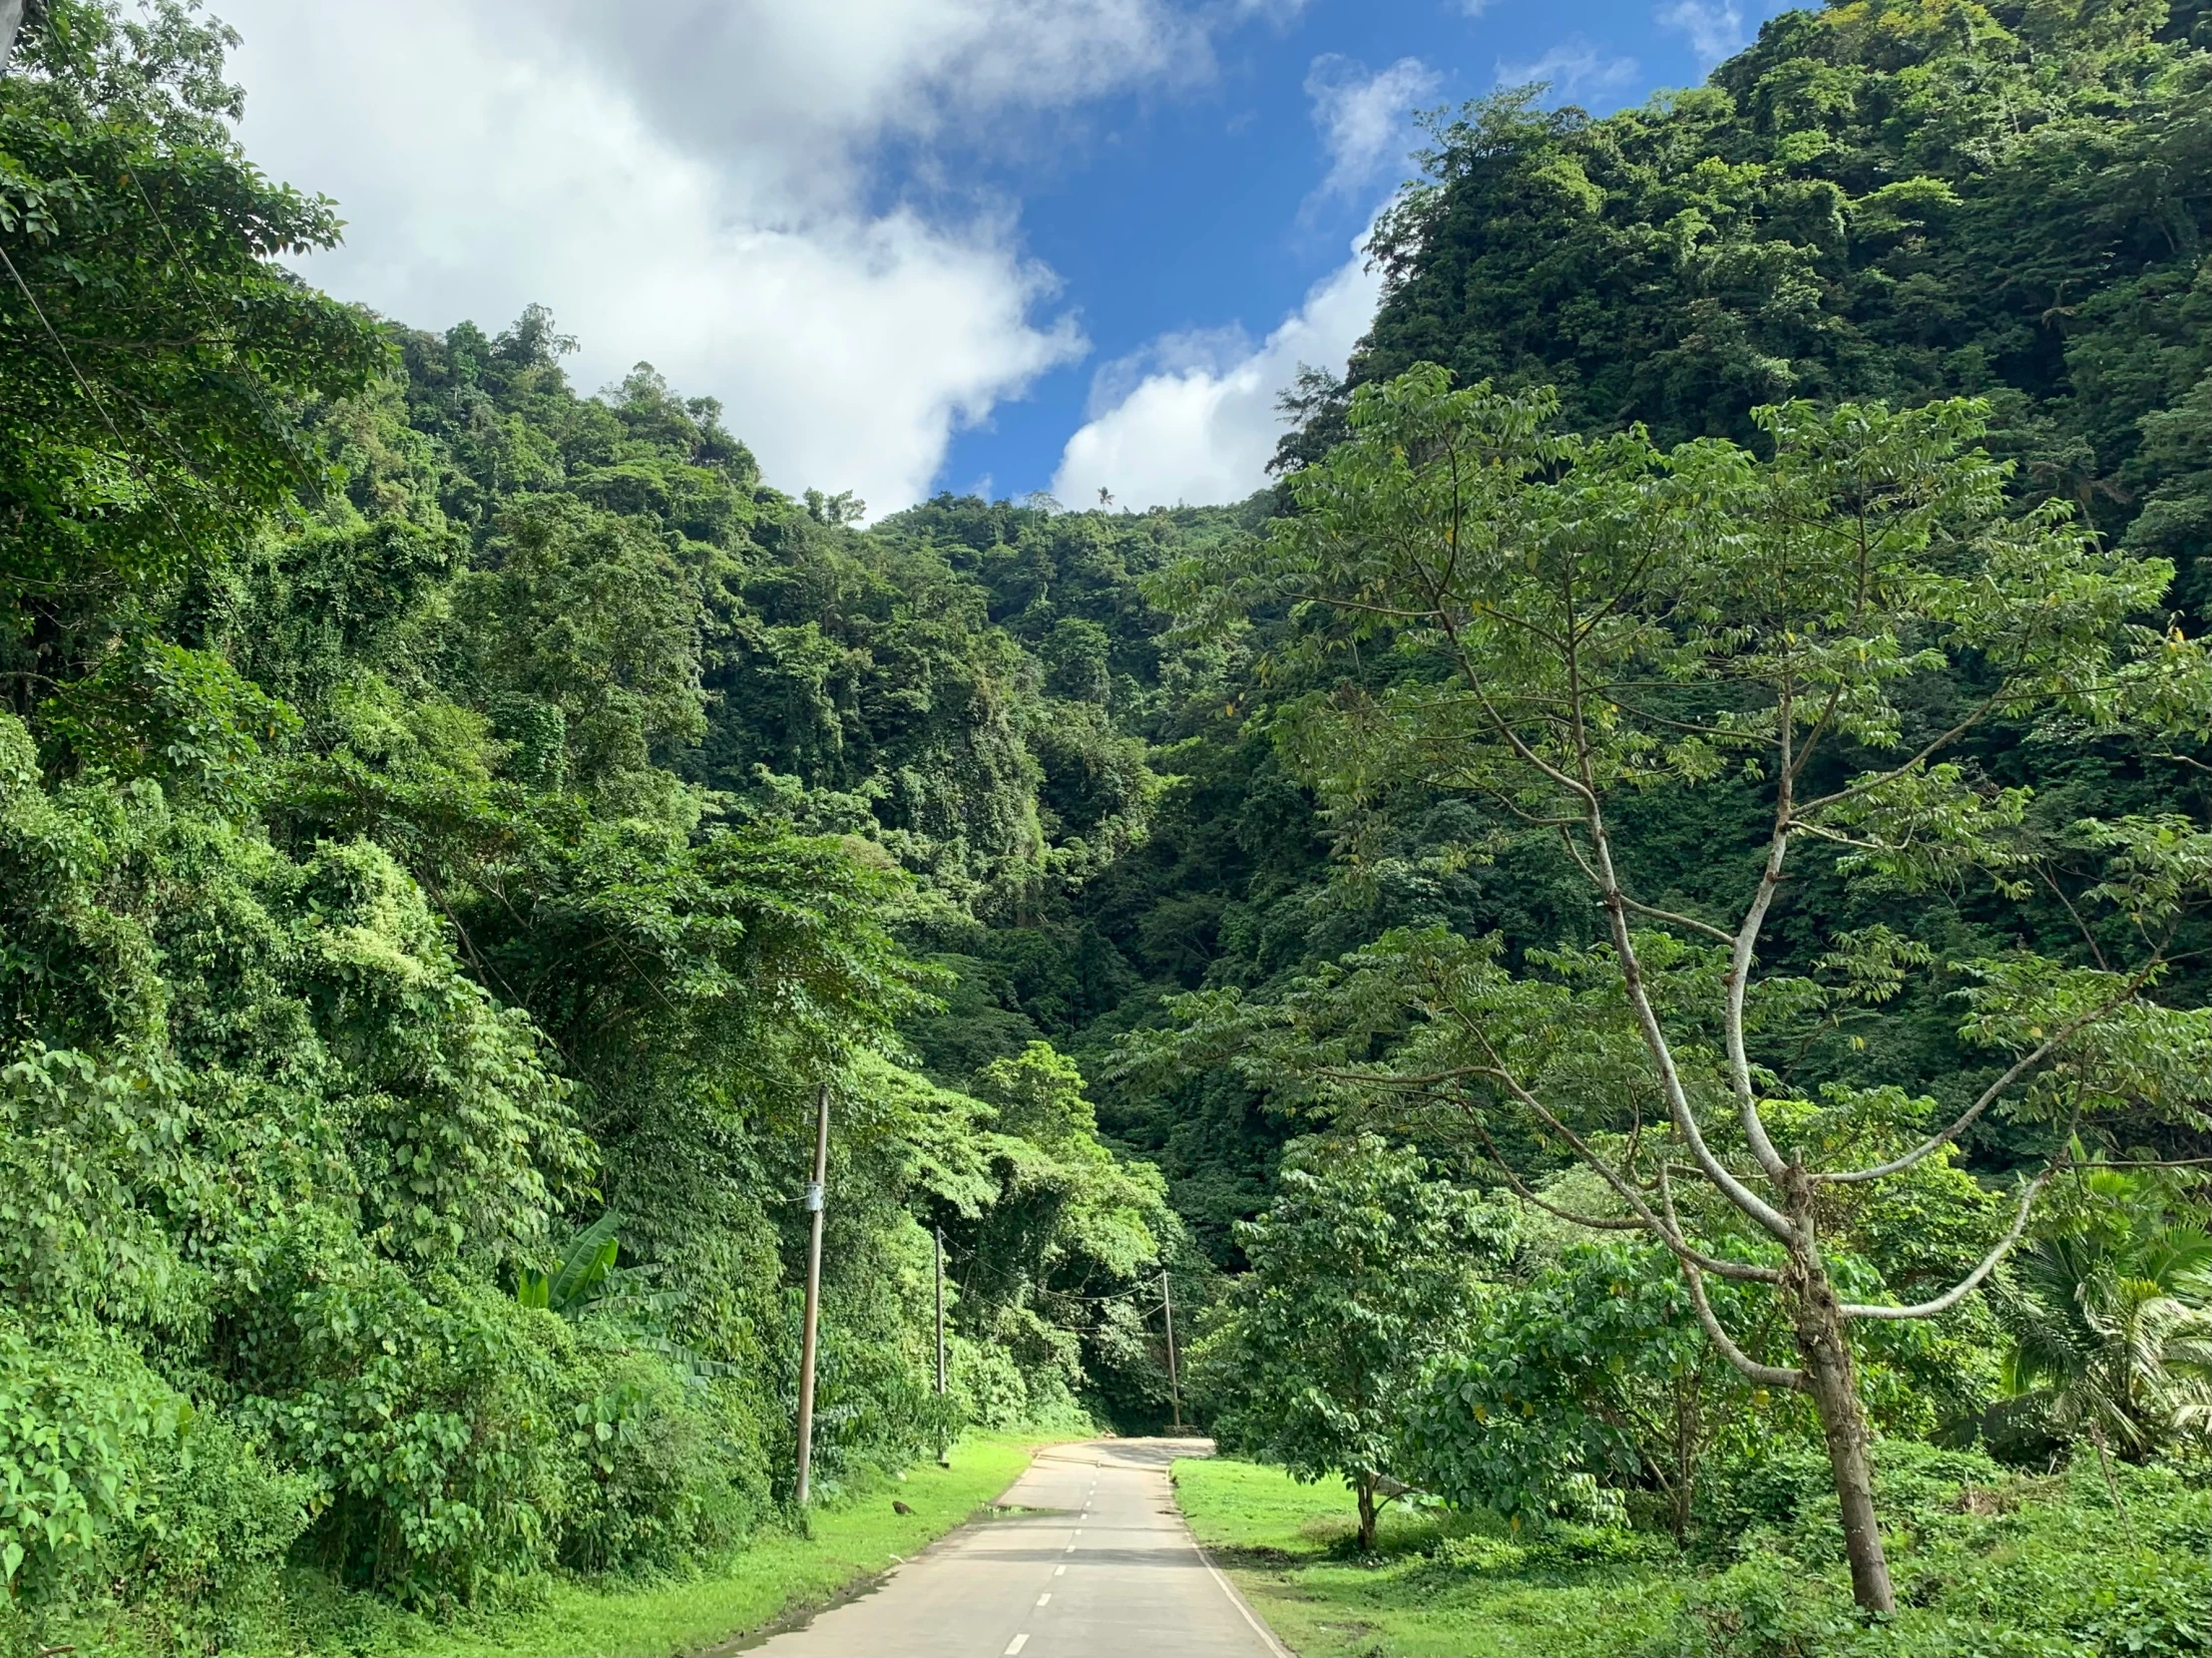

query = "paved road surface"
[740,1439,1285,1658]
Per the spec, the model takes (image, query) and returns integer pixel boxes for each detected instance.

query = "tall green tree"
[0,0,385,689]
[1172,365,2212,1610]
[1192,1134,1509,1548]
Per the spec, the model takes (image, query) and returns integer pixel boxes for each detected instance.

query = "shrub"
[1682,1451,2212,1658]
[1697,1441,2014,1563]
[231,1260,568,1603]
[103,1415,316,1654]
[949,1335,1032,1429]
[0,1321,309,1653]
[0,1320,188,1602]
[554,1350,766,1576]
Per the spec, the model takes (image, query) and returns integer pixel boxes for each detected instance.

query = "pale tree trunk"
[1781,1170,1895,1614]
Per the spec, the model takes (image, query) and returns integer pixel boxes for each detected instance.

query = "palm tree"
[1992,1169,2212,1509]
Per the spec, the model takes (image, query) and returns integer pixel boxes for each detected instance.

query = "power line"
[937,1237,1162,1305]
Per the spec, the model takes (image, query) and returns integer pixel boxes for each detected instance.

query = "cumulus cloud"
[1304,54,1440,203]
[1495,36,1640,101]
[1050,246,1378,509]
[524,0,1209,207]
[218,0,1225,514]
[1656,0,1749,66]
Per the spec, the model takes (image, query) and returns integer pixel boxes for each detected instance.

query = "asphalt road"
[740,1438,1286,1658]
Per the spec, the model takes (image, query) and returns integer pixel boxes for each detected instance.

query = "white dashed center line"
[1054,1564,1066,1576]
[1004,1635,1029,1656]
[1037,1593,1052,1606]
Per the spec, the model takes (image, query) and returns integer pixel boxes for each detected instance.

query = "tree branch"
[1592,836,1794,1238]
[1662,1166,1806,1387]
[1465,1116,1650,1232]
[2036,867,2110,972]
[1681,1260,1807,1387]
[1840,1167,2053,1320]
[1816,970,2154,1184]
[1425,588,1596,806]
[1553,824,1734,943]
[1795,685,2012,816]
[1454,1061,1784,1283]
[1726,804,1794,1181]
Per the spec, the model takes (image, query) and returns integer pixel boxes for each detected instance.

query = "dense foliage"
[1341,0,2212,608]
[4,0,2210,1647]
[0,6,1186,1647]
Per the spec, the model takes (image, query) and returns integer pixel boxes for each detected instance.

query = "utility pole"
[934,1224,950,1466]
[794,1082,830,1506]
[1161,1267,1183,1432]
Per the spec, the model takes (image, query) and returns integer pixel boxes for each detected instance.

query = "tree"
[1172,366,2212,1610]
[1,0,39,75]
[1,0,386,686]
[1406,1239,1761,1542]
[1192,1133,1509,1548]
[1994,1166,2212,1491]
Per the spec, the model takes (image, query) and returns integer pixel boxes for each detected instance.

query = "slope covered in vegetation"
[2,0,2209,1650]
[0,7,1191,1647]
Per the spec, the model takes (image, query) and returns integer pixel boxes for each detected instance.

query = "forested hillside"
[0,7,1201,1646]
[3,0,2209,1651]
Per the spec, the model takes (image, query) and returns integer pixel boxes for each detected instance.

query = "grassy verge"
[279,1432,1043,1658]
[1172,1454,2212,1658]
[1173,1457,1678,1658]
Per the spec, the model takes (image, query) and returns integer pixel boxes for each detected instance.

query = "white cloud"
[1656,0,1749,67]
[1304,54,1440,203]
[1495,36,1640,102]
[525,0,1208,207]
[1050,245,1379,509]
[217,0,1229,515]
[1049,49,1427,512]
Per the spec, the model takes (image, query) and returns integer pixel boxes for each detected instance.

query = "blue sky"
[940,0,1750,503]
[220,0,1785,515]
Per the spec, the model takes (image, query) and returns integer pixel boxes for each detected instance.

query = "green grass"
[1173,1456,1683,1658]
[1172,1454,2212,1658]
[270,1433,1043,1658]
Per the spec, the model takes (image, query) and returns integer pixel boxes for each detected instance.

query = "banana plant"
[516,1211,622,1317]
[517,1212,733,1381]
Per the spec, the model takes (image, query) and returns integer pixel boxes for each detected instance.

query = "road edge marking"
[1195,1543,1293,1658]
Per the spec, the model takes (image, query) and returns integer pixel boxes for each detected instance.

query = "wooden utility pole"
[794,1082,830,1505]
[934,1224,950,1465]
[1161,1268,1183,1432]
